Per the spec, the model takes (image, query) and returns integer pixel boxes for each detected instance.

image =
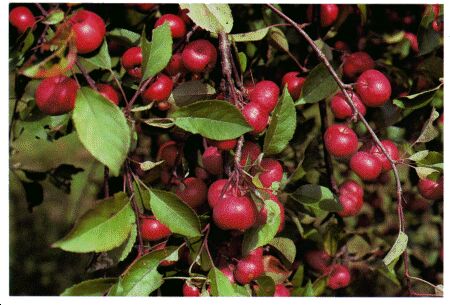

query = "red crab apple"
[207,179,232,209]
[274,284,291,297]
[350,151,382,181]
[343,52,375,80]
[249,80,280,113]
[240,141,261,166]
[327,264,351,290]
[122,46,143,78]
[324,124,359,158]
[339,180,364,199]
[257,193,285,233]
[220,265,236,283]
[182,282,200,297]
[356,69,392,107]
[320,4,339,27]
[182,39,217,73]
[281,72,305,100]
[165,53,185,76]
[404,32,419,53]
[176,177,208,209]
[202,146,223,175]
[157,140,178,167]
[242,102,269,135]
[418,177,443,200]
[338,192,363,217]
[35,76,78,116]
[155,14,186,39]
[304,249,331,273]
[9,6,35,33]
[213,195,257,231]
[140,216,171,241]
[258,158,283,188]
[97,84,120,105]
[69,10,106,54]
[330,91,366,120]
[366,140,400,172]
[210,139,237,151]
[142,74,173,103]
[234,248,264,285]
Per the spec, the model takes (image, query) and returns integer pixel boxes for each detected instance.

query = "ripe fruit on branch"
[338,192,363,217]
[122,47,143,78]
[69,10,106,54]
[404,32,419,53]
[418,177,443,200]
[35,76,78,116]
[234,248,264,284]
[212,194,257,231]
[355,69,391,107]
[249,80,280,113]
[207,179,231,209]
[140,216,171,241]
[258,158,283,188]
[365,140,399,172]
[155,14,187,39]
[257,193,285,233]
[210,139,237,151]
[9,6,35,33]
[274,284,291,297]
[240,141,261,166]
[242,102,269,135]
[320,4,339,27]
[142,74,173,103]
[201,146,223,175]
[165,53,185,76]
[324,124,359,158]
[304,249,331,273]
[175,177,208,209]
[281,72,305,100]
[327,264,351,290]
[339,180,364,199]
[330,91,366,120]
[182,39,217,73]
[220,265,236,283]
[182,282,200,297]
[342,52,375,80]
[157,140,178,167]
[97,84,121,105]
[350,151,382,181]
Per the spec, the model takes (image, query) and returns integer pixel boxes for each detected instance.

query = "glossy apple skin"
[242,102,269,135]
[202,146,223,175]
[140,216,171,241]
[155,14,187,39]
[176,177,208,209]
[69,10,106,54]
[142,74,173,103]
[207,179,232,209]
[182,282,200,297]
[181,39,217,73]
[249,80,280,113]
[274,284,291,297]
[213,195,257,231]
[366,140,400,172]
[258,158,283,188]
[418,177,443,200]
[356,69,391,107]
[10,6,35,33]
[350,151,382,181]
[327,264,351,290]
[157,140,178,167]
[320,4,339,27]
[234,248,264,285]
[330,91,366,120]
[324,124,359,158]
[97,84,120,105]
[281,72,305,100]
[343,52,375,80]
[122,47,143,78]
[35,76,78,116]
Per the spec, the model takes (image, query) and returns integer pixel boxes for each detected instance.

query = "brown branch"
[319,100,339,193]
[124,77,154,116]
[266,3,410,292]
[35,3,48,16]
[76,60,97,90]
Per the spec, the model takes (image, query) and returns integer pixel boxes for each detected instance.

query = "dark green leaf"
[53,192,135,253]
[79,40,111,70]
[269,237,296,264]
[107,28,140,46]
[413,109,440,144]
[170,80,216,107]
[73,87,131,176]
[179,4,233,33]
[142,22,173,80]
[393,85,441,110]
[171,100,252,140]
[149,189,201,238]
[61,278,117,296]
[296,63,339,105]
[108,224,137,263]
[383,231,408,266]
[208,267,236,296]
[242,200,280,255]
[255,276,275,296]
[346,235,371,259]
[263,87,296,155]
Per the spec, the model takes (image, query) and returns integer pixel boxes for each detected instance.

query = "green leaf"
[238,52,247,73]
[208,267,236,296]
[383,231,408,266]
[314,39,333,61]
[346,235,371,259]
[107,28,140,46]
[393,85,441,110]
[269,237,296,264]
[263,87,296,155]
[53,192,135,253]
[108,224,137,263]
[171,100,252,140]
[312,276,328,296]
[170,80,216,107]
[61,278,117,296]
[255,276,276,296]
[296,63,339,105]
[180,4,233,34]
[140,160,165,171]
[242,200,280,255]
[79,40,112,70]
[414,109,440,144]
[303,280,315,296]
[415,166,439,180]
[73,87,131,176]
[291,264,304,287]
[229,27,270,42]
[44,9,65,25]
[142,22,173,80]
[323,224,339,256]
[290,184,339,212]
[269,27,289,51]
[418,14,442,56]
[408,150,429,162]
[142,117,175,129]
[111,248,177,296]
[149,189,201,238]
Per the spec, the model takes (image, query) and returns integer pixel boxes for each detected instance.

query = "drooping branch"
[265,3,411,293]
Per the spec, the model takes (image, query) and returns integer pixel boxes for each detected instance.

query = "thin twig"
[76,60,97,90]
[266,3,410,292]
[219,32,240,106]
[103,167,110,198]
[35,3,48,16]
